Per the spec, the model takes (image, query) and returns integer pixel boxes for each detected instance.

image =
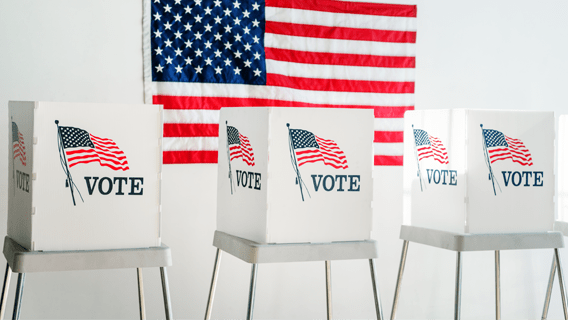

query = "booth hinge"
[32,173,37,180]
[32,207,36,215]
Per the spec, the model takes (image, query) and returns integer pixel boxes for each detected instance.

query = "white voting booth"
[402,109,554,234]
[541,115,568,320]
[208,107,382,320]
[216,107,374,244]
[558,115,568,223]
[8,101,163,251]
[392,109,562,320]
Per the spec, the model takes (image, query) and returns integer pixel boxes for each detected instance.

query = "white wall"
[1,0,568,319]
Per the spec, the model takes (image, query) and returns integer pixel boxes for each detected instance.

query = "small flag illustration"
[413,129,449,164]
[58,126,130,171]
[12,122,26,166]
[482,128,533,166]
[289,129,348,169]
[227,126,255,166]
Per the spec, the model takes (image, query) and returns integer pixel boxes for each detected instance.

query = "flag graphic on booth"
[144,0,417,166]
[287,124,347,201]
[225,123,255,195]
[412,127,448,192]
[480,125,533,196]
[227,125,255,166]
[55,121,129,206]
[412,128,449,164]
[12,122,26,166]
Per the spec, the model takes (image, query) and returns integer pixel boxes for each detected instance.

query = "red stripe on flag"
[164,123,219,137]
[265,48,415,68]
[267,74,415,93]
[374,155,403,166]
[154,95,409,114]
[266,0,417,17]
[163,150,218,164]
[375,131,403,143]
[374,106,414,118]
[266,21,416,43]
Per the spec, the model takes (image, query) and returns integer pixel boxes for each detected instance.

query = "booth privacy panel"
[8,101,163,251]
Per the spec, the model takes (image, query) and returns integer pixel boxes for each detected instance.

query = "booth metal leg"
[555,249,568,320]
[454,252,462,320]
[137,268,146,320]
[542,255,557,320]
[495,250,501,320]
[205,248,222,320]
[12,273,24,320]
[160,267,173,320]
[326,260,333,320]
[390,240,409,320]
[0,264,12,320]
[369,259,383,320]
[246,264,258,320]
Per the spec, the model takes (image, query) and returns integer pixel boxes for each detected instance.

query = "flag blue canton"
[413,129,431,147]
[12,122,19,143]
[483,129,508,148]
[227,125,241,145]
[151,0,266,85]
[290,129,319,150]
[59,127,96,149]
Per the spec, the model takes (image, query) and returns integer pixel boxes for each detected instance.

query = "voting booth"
[402,109,554,234]
[8,101,163,251]
[216,107,374,244]
[559,115,568,223]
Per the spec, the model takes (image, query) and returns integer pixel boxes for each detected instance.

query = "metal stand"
[390,225,565,320]
[454,252,462,320]
[0,237,173,320]
[325,260,332,320]
[204,230,382,320]
[542,221,568,320]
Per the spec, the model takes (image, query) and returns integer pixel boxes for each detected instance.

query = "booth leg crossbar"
[390,226,567,320]
[0,237,173,320]
[204,231,383,320]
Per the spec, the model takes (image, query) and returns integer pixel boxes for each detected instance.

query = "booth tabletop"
[400,225,564,252]
[213,230,378,264]
[2,237,172,273]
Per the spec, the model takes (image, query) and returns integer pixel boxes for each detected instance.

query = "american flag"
[289,128,347,169]
[58,126,130,171]
[12,122,26,166]
[227,125,255,165]
[482,128,533,166]
[413,128,448,164]
[144,0,416,165]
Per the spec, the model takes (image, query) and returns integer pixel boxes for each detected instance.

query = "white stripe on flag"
[265,7,417,31]
[163,109,220,124]
[374,142,404,156]
[163,137,219,151]
[265,33,416,57]
[374,118,405,131]
[266,59,415,82]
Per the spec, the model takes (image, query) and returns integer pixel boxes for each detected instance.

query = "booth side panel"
[7,101,35,250]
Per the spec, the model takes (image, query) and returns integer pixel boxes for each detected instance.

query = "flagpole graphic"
[287,123,310,201]
[226,121,234,195]
[55,120,84,206]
